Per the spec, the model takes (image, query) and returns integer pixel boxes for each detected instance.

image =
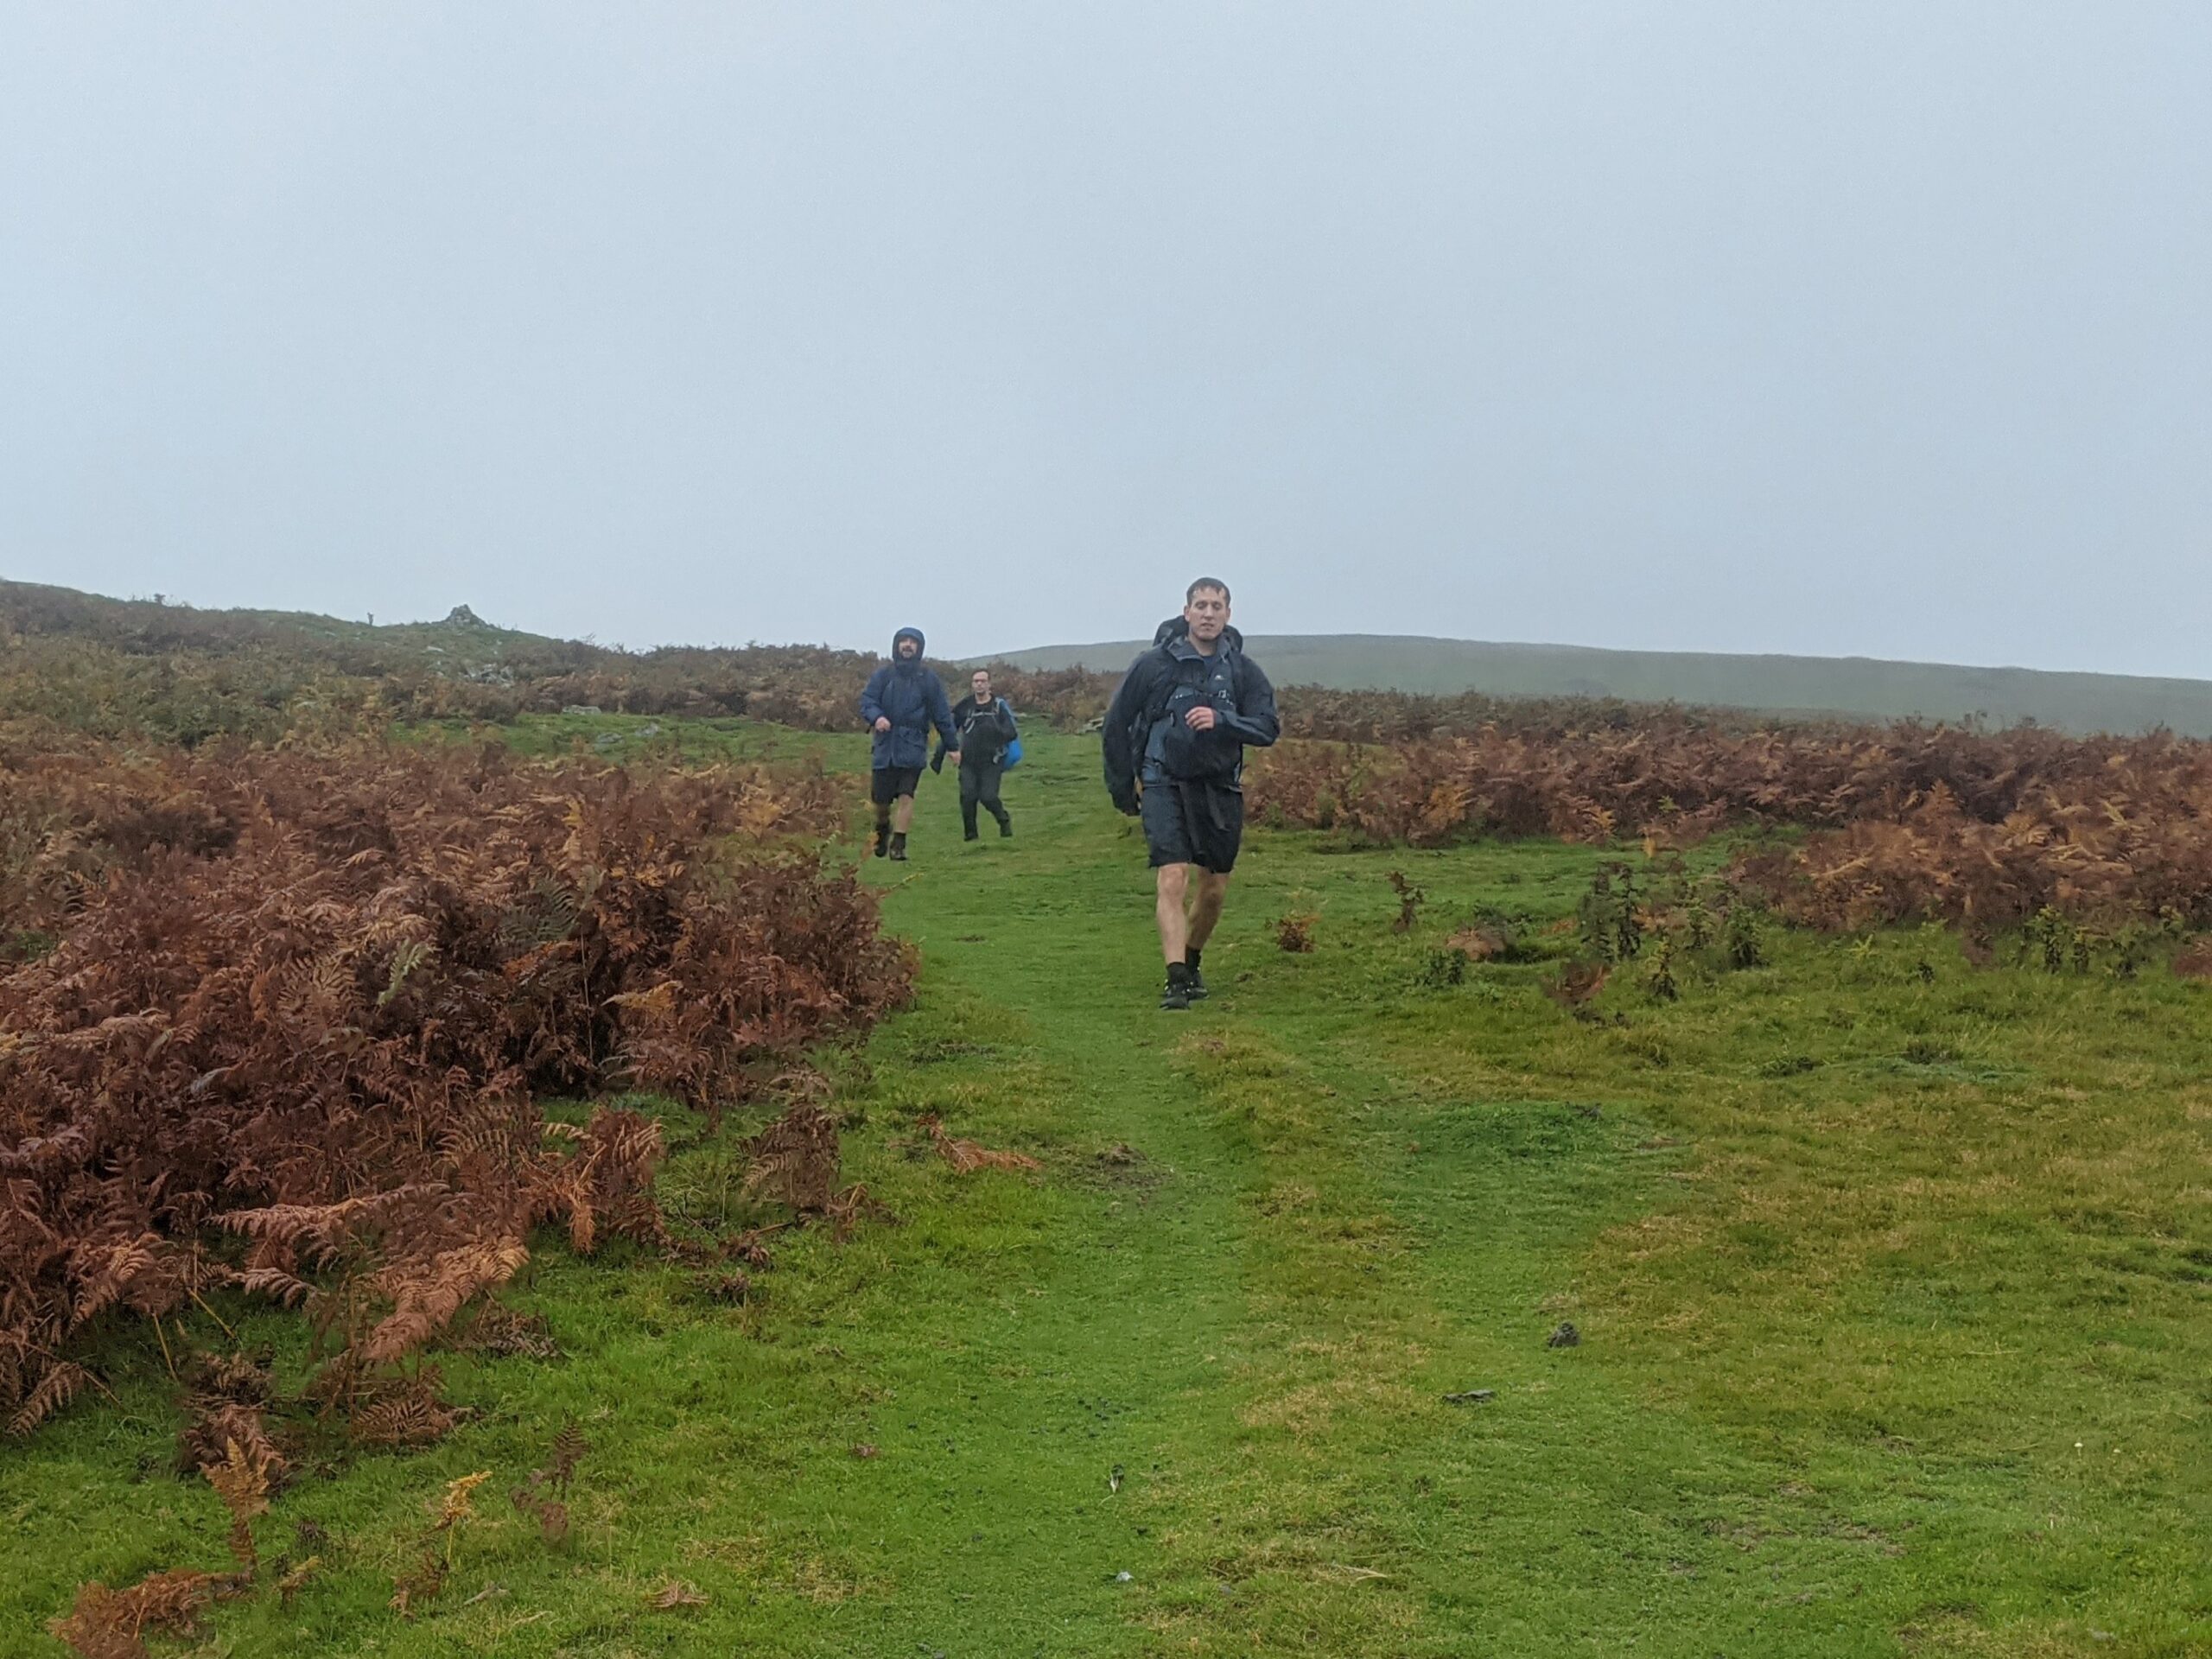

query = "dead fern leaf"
[744,1104,841,1213]
[534,1498,570,1545]
[3,739,912,1444]
[922,1116,1040,1174]
[605,980,678,1017]
[389,1548,446,1618]
[650,1578,709,1610]
[548,1416,590,1494]
[1445,925,1507,960]
[347,1389,459,1448]
[234,1266,318,1307]
[721,1224,782,1270]
[359,1237,529,1364]
[824,1180,897,1242]
[1543,960,1610,1010]
[200,1435,273,1568]
[434,1469,493,1531]
[510,1417,586,1543]
[9,1360,92,1437]
[178,1399,284,1484]
[48,1568,219,1659]
[447,1300,559,1360]
[275,1554,320,1605]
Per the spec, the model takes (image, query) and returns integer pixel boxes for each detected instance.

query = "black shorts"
[1141,777,1244,873]
[871,766,924,805]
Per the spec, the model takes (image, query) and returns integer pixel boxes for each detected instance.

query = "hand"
[1184,705,1218,731]
[873,716,891,734]
[946,752,962,769]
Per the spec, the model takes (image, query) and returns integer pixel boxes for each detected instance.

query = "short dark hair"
[1185,577,1230,604]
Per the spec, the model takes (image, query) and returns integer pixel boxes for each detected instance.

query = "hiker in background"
[1102,578,1279,1009]
[860,626,957,861]
[934,668,1018,841]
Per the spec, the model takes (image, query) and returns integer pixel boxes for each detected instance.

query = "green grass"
[3,726,2207,1656]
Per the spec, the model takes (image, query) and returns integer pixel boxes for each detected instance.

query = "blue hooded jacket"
[860,626,957,771]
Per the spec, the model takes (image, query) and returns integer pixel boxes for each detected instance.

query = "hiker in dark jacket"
[933,667,1018,840]
[860,626,957,861]
[1102,578,1279,1008]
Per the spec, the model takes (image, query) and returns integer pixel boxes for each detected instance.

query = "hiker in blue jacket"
[860,626,957,861]
[1102,578,1279,1008]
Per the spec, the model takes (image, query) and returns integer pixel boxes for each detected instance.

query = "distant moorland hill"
[986,632,2212,736]
[10,578,2210,738]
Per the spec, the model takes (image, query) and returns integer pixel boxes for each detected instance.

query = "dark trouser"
[959,760,1009,835]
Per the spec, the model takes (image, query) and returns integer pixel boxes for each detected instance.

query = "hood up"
[1153,615,1244,652]
[891,626,926,665]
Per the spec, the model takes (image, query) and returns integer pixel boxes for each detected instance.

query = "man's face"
[897,637,919,661]
[1184,587,1230,643]
[971,672,991,701]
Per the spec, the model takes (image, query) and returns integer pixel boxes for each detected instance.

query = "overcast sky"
[3,4,2207,671]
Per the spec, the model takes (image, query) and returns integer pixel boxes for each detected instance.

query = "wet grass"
[3,725,2206,1656]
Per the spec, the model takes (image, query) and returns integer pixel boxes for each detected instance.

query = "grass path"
[3,723,2205,1656]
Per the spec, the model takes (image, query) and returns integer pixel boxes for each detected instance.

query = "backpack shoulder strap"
[1153,645,1191,705]
[1227,645,1260,698]
[1127,646,1181,739]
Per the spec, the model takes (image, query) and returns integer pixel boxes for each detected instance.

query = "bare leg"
[893,794,917,834]
[1155,863,1192,965]
[1187,870,1230,952]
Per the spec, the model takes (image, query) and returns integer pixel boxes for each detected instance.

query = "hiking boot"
[998,818,1014,837]
[1160,962,1194,1011]
[963,829,980,842]
[1184,950,1209,999]
[872,825,889,858]
[888,832,908,861]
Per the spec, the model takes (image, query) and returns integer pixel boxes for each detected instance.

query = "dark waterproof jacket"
[860,627,957,771]
[934,695,1017,772]
[1102,619,1279,813]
